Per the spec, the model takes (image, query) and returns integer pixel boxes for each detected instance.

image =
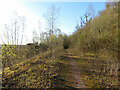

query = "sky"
[0,0,108,44]
[22,2,106,34]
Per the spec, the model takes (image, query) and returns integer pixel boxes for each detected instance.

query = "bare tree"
[38,20,42,44]
[106,0,118,9]
[32,29,39,44]
[83,3,95,24]
[87,3,95,19]
[44,5,60,36]
[1,13,25,46]
[80,16,84,29]
[4,24,10,44]
[20,16,25,46]
[43,5,61,58]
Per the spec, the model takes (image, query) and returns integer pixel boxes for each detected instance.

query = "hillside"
[2,51,58,88]
[0,2,119,89]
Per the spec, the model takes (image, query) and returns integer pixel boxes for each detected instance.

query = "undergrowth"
[67,49,118,88]
[2,51,62,88]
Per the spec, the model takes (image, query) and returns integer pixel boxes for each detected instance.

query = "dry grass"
[68,49,118,88]
[2,51,60,88]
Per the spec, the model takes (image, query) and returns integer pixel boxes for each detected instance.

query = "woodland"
[0,2,119,88]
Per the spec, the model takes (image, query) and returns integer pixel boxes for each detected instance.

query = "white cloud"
[0,0,46,45]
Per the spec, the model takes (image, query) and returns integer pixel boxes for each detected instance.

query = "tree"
[43,5,62,58]
[87,3,95,19]
[84,3,94,23]
[44,5,60,36]
[1,13,26,78]
[80,17,84,29]
[1,12,25,46]
[63,34,70,49]
[32,29,39,44]
[38,20,43,44]
[20,16,25,46]
[106,1,118,9]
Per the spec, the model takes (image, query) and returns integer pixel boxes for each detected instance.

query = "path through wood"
[65,51,86,88]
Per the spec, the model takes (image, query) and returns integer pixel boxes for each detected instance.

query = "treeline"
[1,2,119,69]
[70,2,118,57]
[1,5,69,71]
[65,2,119,87]
[2,2,119,68]
[1,2,119,88]
[67,2,119,83]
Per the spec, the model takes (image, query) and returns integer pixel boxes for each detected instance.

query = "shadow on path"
[57,51,87,88]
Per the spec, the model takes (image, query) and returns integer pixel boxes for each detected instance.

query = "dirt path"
[70,60,86,88]
[66,52,86,88]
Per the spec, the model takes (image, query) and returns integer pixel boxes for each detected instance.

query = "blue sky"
[0,1,106,44]
[22,2,106,34]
